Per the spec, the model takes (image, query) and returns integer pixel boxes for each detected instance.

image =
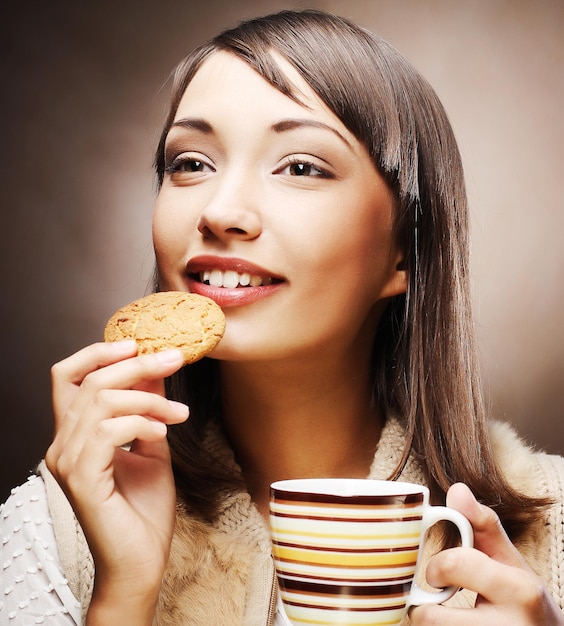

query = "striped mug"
[270,478,473,625]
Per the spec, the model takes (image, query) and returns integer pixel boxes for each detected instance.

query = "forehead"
[173,50,348,133]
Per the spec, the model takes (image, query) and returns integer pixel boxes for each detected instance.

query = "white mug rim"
[270,478,429,498]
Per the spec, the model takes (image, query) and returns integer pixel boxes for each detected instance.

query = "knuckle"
[92,388,113,410]
[79,370,98,393]
[92,419,112,441]
[46,445,77,493]
[50,360,67,384]
[44,444,58,475]
[433,547,462,579]
[50,361,61,378]
[489,509,505,534]
[53,449,74,479]
[477,500,501,529]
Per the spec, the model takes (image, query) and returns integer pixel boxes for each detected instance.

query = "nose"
[197,176,262,243]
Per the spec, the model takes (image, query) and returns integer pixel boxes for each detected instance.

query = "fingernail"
[155,349,184,364]
[168,400,189,418]
[150,420,168,434]
[108,339,138,352]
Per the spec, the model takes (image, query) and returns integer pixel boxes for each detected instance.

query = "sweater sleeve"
[537,452,564,610]
[0,475,81,624]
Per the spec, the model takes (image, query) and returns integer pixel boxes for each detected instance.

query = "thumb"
[446,483,528,569]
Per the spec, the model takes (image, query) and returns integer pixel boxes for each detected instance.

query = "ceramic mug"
[269,478,473,625]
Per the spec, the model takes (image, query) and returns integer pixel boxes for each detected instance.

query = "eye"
[164,155,215,176]
[279,157,332,179]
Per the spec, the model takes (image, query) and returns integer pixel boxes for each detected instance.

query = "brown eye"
[180,160,205,172]
[281,158,332,178]
[290,162,314,176]
[165,157,214,176]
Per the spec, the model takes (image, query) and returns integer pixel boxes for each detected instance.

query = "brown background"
[1,0,563,500]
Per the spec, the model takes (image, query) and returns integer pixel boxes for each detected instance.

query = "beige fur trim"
[155,506,253,625]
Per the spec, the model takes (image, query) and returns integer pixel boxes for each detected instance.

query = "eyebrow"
[170,118,213,133]
[271,119,352,150]
[169,117,352,150]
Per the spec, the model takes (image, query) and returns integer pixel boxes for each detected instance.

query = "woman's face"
[153,51,406,364]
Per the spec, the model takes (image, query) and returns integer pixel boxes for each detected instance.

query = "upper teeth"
[200,270,272,288]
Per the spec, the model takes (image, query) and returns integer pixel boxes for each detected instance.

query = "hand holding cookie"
[45,291,224,617]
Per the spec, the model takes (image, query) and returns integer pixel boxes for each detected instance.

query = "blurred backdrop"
[1,0,563,499]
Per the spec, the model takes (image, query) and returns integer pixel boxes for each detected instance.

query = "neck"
[219,357,383,517]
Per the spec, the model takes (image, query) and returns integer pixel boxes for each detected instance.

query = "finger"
[425,545,538,605]
[61,416,171,500]
[47,389,188,469]
[57,349,185,436]
[79,349,184,399]
[446,483,527,569]
[52,340,139,388]
[129,435,172,460]
[52,341,138,429]
[133,375,166,397]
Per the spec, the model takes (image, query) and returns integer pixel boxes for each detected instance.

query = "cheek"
[151,199,188,273]
[308,208,395,287]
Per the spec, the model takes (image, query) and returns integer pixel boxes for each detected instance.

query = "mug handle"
[407,505,474,607]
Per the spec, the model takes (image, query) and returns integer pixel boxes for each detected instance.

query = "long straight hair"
[155,10,549,541]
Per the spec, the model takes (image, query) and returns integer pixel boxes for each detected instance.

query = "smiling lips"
[186,256,283,306]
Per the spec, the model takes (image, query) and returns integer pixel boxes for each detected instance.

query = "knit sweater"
[29,418,564,623]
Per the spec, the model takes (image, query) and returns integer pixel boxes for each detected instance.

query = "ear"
[377,251,408,301]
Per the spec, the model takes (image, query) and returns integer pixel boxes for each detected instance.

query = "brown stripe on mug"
[271,491,424,507]
[270,510,423,522]
[276,571,415,584]
[279,579,413,598]
[282,599,408,613]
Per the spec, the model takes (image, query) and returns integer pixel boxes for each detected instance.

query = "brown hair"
[156,10,549,541]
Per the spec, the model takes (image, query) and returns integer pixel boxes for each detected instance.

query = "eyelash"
[163,154,333,179]
[282,156,332,179]
[164,156,215,175]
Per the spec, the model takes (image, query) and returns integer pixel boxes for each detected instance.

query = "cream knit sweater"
[38,418,564,625]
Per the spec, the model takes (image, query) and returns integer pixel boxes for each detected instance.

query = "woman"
[1,9,563,625]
